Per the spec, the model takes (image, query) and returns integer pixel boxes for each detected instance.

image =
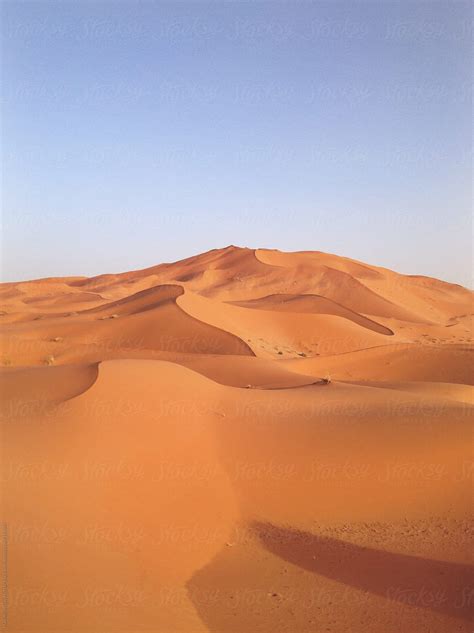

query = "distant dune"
[1,246,473,632]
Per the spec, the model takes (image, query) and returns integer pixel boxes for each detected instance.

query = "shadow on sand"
[251,521,473,621]
[187,521,473,632]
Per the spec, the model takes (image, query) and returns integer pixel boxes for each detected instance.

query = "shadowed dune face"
[83,283,185,316]
[0,363,99,405]
[1,246,473,632]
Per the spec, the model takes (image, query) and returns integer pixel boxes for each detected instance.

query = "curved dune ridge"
[228,293,394,336]
[1,246,473,632]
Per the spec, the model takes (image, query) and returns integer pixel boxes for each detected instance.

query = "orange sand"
[1,246,472,632]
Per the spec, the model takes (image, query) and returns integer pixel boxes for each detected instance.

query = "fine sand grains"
[1,246,472,632]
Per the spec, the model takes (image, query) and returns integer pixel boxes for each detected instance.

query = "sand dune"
[1,246,472,632]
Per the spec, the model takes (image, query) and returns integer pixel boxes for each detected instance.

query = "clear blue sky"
[2,1,472,285]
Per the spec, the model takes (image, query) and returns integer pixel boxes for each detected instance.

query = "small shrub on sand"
[50,337,63,342]
[2,358,12,366]
[322,375,331,385]
[45,355,55,366]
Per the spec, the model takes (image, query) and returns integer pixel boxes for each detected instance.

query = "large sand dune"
[1,246,472,632]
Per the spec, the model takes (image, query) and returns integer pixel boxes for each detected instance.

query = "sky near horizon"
[2,1,472,286]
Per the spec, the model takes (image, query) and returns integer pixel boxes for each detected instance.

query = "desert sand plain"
[0,246,473,632]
